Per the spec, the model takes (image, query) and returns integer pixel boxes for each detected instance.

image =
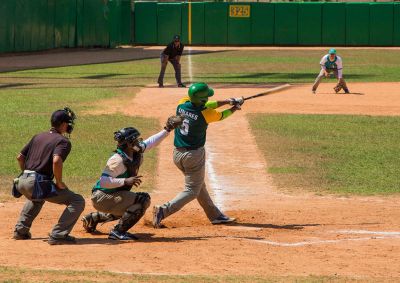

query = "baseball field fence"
[0,0,400,54]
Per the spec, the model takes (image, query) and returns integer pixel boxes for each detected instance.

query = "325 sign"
[229,5,250,18]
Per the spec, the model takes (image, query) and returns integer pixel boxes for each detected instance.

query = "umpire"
[13,107,85,245]
[157,35,186,88]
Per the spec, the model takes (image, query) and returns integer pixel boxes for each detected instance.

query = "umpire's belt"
[22,170,51,180]
[22,170,37,178]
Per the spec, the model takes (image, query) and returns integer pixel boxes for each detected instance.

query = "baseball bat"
[244,84,291,101]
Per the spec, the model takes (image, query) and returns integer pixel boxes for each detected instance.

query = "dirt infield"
[1,82,399,279]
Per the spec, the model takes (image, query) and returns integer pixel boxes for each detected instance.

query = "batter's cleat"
[211,215,236,225]
[152,205,164,229]
[13,230,31,240]
[48,234,76,245]
[108,229,138,241]
[344,89,350,94]
[81,213,98,233]
[312,90,316,94]
[178,83,186,88]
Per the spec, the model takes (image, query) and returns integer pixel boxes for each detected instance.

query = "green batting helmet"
[328,48,336,55]
[188,82,214,106]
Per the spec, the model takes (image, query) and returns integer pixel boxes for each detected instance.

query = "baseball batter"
[152,82,244,228]
[312,48,350,94]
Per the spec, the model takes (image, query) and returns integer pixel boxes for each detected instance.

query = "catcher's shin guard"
[114,193,151,233]
[82,212,116,233]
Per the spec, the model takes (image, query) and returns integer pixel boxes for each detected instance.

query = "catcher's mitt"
[164,114,184,132]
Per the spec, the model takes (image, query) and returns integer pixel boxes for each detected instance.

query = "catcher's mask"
[188,82,214,106]
[51,107,76,134]
[114,127,142,151]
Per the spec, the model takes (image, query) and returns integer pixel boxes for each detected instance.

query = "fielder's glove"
[164,114,184,132]
[334,82,345,93]
[229,96,245,109]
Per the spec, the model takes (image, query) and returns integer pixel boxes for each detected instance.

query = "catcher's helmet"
[51,107,76,134]
[329,48,336,55]
[188,82,214,106]
[114,127,141,146]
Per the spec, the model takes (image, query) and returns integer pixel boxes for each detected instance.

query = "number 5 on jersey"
[180,118,190,136]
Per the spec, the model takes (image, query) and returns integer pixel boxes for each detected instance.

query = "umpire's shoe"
[211,214,236,225]
[108,229,138,241]
[48,234,77,245]
[13,230,31,240]
[152,205,164,229]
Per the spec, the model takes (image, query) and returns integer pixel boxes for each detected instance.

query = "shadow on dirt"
[229,222,320,230]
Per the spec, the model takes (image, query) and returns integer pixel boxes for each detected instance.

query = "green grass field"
[1,49,399,90]
[0,87,159,200]
[0,48,399,201]
[248,114,400,195]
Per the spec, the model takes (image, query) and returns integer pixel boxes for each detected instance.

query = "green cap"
[329,48,336,55]
[188,83,214,106]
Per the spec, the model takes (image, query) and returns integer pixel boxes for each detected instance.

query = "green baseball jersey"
[174,97,222,148]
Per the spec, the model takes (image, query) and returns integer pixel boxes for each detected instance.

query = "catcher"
[81,115,183,240]
[152,82,243,229]
[312,48,350,94]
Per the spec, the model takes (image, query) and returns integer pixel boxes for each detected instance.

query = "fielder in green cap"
[152,83,244,228]
[312,48,350,94]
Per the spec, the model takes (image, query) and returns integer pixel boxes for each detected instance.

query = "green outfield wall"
[134,1,400,47]
[0,0,132,53]
[1,1,400,53]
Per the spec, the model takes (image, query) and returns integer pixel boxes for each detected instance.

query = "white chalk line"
[205,145,227,210]
[229,230,400,247]
[332,229,400,236]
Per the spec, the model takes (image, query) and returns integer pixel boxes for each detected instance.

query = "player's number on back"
[180,119,190,136]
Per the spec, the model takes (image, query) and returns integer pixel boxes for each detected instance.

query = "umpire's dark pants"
[14,173,85,238]
[157,53,182,85]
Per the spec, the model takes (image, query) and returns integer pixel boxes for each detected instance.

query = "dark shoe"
[312,90,316,94]
[108,229,138,240]
[13,230,31,240]
[158,83,164,88]
[48,235,77,245]
[125,231,139,240]
[177,83,186,88]
[152,205,164,229]
[344,89,350,94]
[211,215,236,225]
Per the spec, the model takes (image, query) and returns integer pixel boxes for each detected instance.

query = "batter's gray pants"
[14,174,85,238]
[312,69,348,91]
[157,54,182,85]
[160,147,223,221]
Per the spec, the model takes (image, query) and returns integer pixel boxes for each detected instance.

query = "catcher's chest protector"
[116,150,143,177]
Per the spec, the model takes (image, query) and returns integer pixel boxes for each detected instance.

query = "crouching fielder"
[312,48,350,94]
[82,116,183,240]
[153,82,244,228]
